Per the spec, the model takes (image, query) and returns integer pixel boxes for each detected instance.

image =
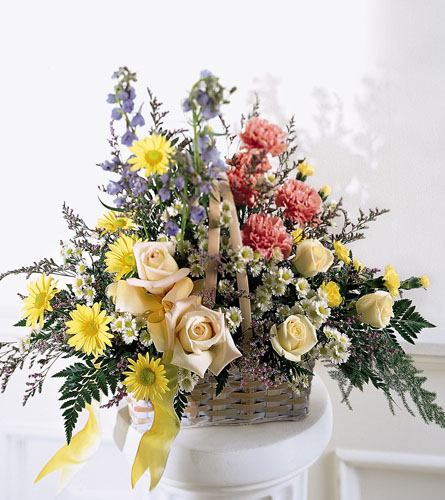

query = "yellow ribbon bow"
[34,400,101,493]
[131,350,180,490]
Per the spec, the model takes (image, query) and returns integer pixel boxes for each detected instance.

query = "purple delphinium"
[111,108,122,120]
[129,176,147,196]
[199,182,212,195]
[165,221,180,237]
[190,206,206,224]
[160,173,170,185]
[159,187,171,202]
[107,181,123,196]
[106,93,116,103]
[121,130,137,147]
[174,176,185,190]
[130,113,145,127]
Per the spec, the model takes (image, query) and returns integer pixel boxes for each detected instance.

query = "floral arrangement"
[0,67,443,492]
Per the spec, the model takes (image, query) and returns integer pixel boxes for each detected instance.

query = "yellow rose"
[321,281,342,307]
[127,241,190,294]
[333,240,351,265]
[298,161,315,177]
[356,291,394,328]
[270,315,317,362]
[161,296,241,378]
[293,239,334,278]
[383,264,400,298]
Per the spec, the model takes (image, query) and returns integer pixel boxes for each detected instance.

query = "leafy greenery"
[173,390,190,420]
[390,299,435,344]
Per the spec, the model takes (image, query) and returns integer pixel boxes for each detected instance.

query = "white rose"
[293,239,334,278]
[127,241,190,294]
[356,291,394,328]
[164,296,242,378]
[270,314,317,362]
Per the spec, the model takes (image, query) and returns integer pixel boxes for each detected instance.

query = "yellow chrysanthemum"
[419,275,430,288]
[105,234,140,281]
[127,134,174,177]
[321,281,343,307]
[353,258,364,272]
[22,274,60,329]
[298,161,315,177]
[333,240,351,265]
[383,264,400,298]
[123,353,169,401]
[292,228,304,244]
[66,303,113,357]
[97,211,136,235]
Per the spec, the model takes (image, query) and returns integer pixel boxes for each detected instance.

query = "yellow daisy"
[66,303,113,357]
[97,210,137,235]
[22,274,60,329]
[123,353,169,401]
[105,234,140,281]
[127,134,174,177]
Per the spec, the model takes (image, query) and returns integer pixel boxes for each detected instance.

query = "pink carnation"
[240,118,288,157]
[241,213,293,260]
[275,179,322,225]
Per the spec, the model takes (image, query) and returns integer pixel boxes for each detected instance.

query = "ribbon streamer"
[34,400,101,493]
[131,350,180,490]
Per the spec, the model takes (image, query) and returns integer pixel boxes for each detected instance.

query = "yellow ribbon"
[34,400,101,493]
[131,350,180,490]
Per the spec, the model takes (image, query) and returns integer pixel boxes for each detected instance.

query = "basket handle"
[204,176,252,344]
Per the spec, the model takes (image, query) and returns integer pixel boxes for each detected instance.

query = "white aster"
[177,368,199,393]
[225,307,243,331]
[139,329,153,347]
[295,278,310,298]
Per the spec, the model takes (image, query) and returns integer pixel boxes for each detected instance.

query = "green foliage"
[54,359,120,443]
[215,366,229,396]
[390,299,435,344]
[13,319,27,327]
[173,390,190,420]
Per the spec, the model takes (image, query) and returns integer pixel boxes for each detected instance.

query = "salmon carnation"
[240,118,288,157]
[275,179,322,225]
[241,213,293,260]
[226,152,271,206]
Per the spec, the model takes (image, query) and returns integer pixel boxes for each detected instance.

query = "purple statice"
[121,130,137,147]
[159,187,171,202]
[130,112,145,127]
[174,176,185,190]
[165,221,180,237]
[190,205,206,224]
[111,108,122,120]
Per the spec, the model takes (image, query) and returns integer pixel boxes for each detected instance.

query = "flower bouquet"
[0,67,443,493]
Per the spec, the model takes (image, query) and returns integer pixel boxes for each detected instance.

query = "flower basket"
[128,364,314,430]
[1,67,442,495]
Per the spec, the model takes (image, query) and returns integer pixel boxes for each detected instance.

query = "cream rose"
[163,296,241,378]
[270,315,317,362]
[293,239,334,278]
[356,291,394,328]
[126,241,190,295]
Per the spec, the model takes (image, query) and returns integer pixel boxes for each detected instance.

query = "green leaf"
[215,366,229,396]
[97,196,125,213]
[13,319,27,327]
[96,371,109,396]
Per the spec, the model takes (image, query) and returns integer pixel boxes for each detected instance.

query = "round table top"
[114,375,333,488]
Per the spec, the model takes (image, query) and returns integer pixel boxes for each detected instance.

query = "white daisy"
[295,278,310,298]
[122,328,139,344]
[225,307,243,331]
[177,368,199,393]
[139,330,153,347]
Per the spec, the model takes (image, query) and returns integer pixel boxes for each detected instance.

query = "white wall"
[0,1,444,499]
